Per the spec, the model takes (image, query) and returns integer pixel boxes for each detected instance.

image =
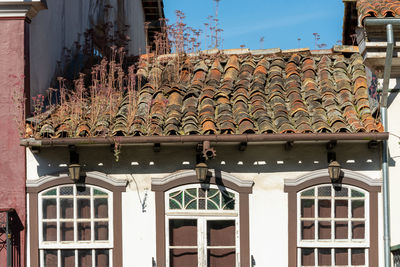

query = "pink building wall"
[0,18,28,267]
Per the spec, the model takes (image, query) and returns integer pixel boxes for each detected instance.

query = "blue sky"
[164,0,344,51]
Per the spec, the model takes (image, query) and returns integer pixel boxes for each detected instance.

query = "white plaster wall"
[26,142,383,266]
[29,0,146,98]
[386,78,400,248]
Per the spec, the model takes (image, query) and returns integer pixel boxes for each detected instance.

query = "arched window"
[284,169,381,267]
[298,184,369,266]
[152,170,253,267]
[27,172,126,267]
[39,184,112,266]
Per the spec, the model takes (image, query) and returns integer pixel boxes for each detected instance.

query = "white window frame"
[165,184,240,267]
[296,184,370,267]
[38,184,114,267]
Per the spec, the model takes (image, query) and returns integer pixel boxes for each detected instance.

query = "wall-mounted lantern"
[328,161,341,182]
[195,162,208,182]
[68,164,81,182]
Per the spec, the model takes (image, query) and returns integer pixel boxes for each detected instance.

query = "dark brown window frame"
[27,174,126,267]
[284,173,381,267]
[152,172,253,267]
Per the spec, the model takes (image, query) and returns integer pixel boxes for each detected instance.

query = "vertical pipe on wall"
[382,23,393,267]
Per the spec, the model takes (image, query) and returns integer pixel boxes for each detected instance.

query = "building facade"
[1,0,400,266]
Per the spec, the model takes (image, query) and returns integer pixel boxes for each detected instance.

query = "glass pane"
[43,189,57,196]
[301,221,315,240]
[77,186,90,195]
[207,199,219,210]
[352,221,365,239]
[318,248,331,266]
[334,186,348,197]
[171,191,183,205]
[43,199,57,219]
[169,190,183,209]
[208,189,220,209]
[318,200,331,218]
[207,249,235,267]
[335,221,348,239]
[78,250,92,267]
[199,198,206,209]
[94,198,108,218]
[318,221,331,240]
[94,189,107,196]
[351,189,365,197]
[44,250,58,267]
[60,199,73,219]
[186,199,197,210]
[43,222,57,241]
[184,189,196,208]
[335,200,348,218]
[335,248,348,265]
[95,249,109,267]
[352,200,365,218]
[61,250,75,267]
[301,248,315,266]
[77,199,90,218]
[318,186,331,196]
[207,220,235,246]
[199,188,206,197]
[60,186,73,196]
[95,222,109,241]
[78,222,91,241]
[351,248,365,265]
[221,192,235,210]
[169,219,197,246]
[169,199,182,210]
[301,199,315,218]
[170,249,197,267]
[301,188,314,196]
[60,222,74,241]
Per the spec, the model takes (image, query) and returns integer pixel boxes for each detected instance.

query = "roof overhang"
[20,132,389,148]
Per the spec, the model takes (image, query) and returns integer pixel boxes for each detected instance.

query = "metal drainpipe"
[364,18,396,267]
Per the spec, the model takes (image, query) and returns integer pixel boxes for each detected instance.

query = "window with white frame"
[297,184,369,267]
[39,184,113,267]
[166,185,239,267]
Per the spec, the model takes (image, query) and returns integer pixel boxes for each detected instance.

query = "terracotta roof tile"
[357,0,400,25]
[33,50,382,138]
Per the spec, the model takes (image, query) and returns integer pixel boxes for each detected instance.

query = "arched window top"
[152,170,253,194]
[27,171,127,194]
[298,184,367,198]
[166,184,238,212]
[40,184,110,197]
[284,168,381,193]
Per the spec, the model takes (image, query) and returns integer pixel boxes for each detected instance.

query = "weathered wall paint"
[29,0,146,99]
[26,143,383,266]
[0,18,27,267]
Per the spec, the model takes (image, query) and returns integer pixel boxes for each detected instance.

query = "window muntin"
[39,185,113,267]
[297,184,369,267]
[165,185,239,267]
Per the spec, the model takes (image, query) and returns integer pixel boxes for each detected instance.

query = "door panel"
[207,249,236,267]
[170,249,198,267]
[207,220,235,246]
[169,219,197,246]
